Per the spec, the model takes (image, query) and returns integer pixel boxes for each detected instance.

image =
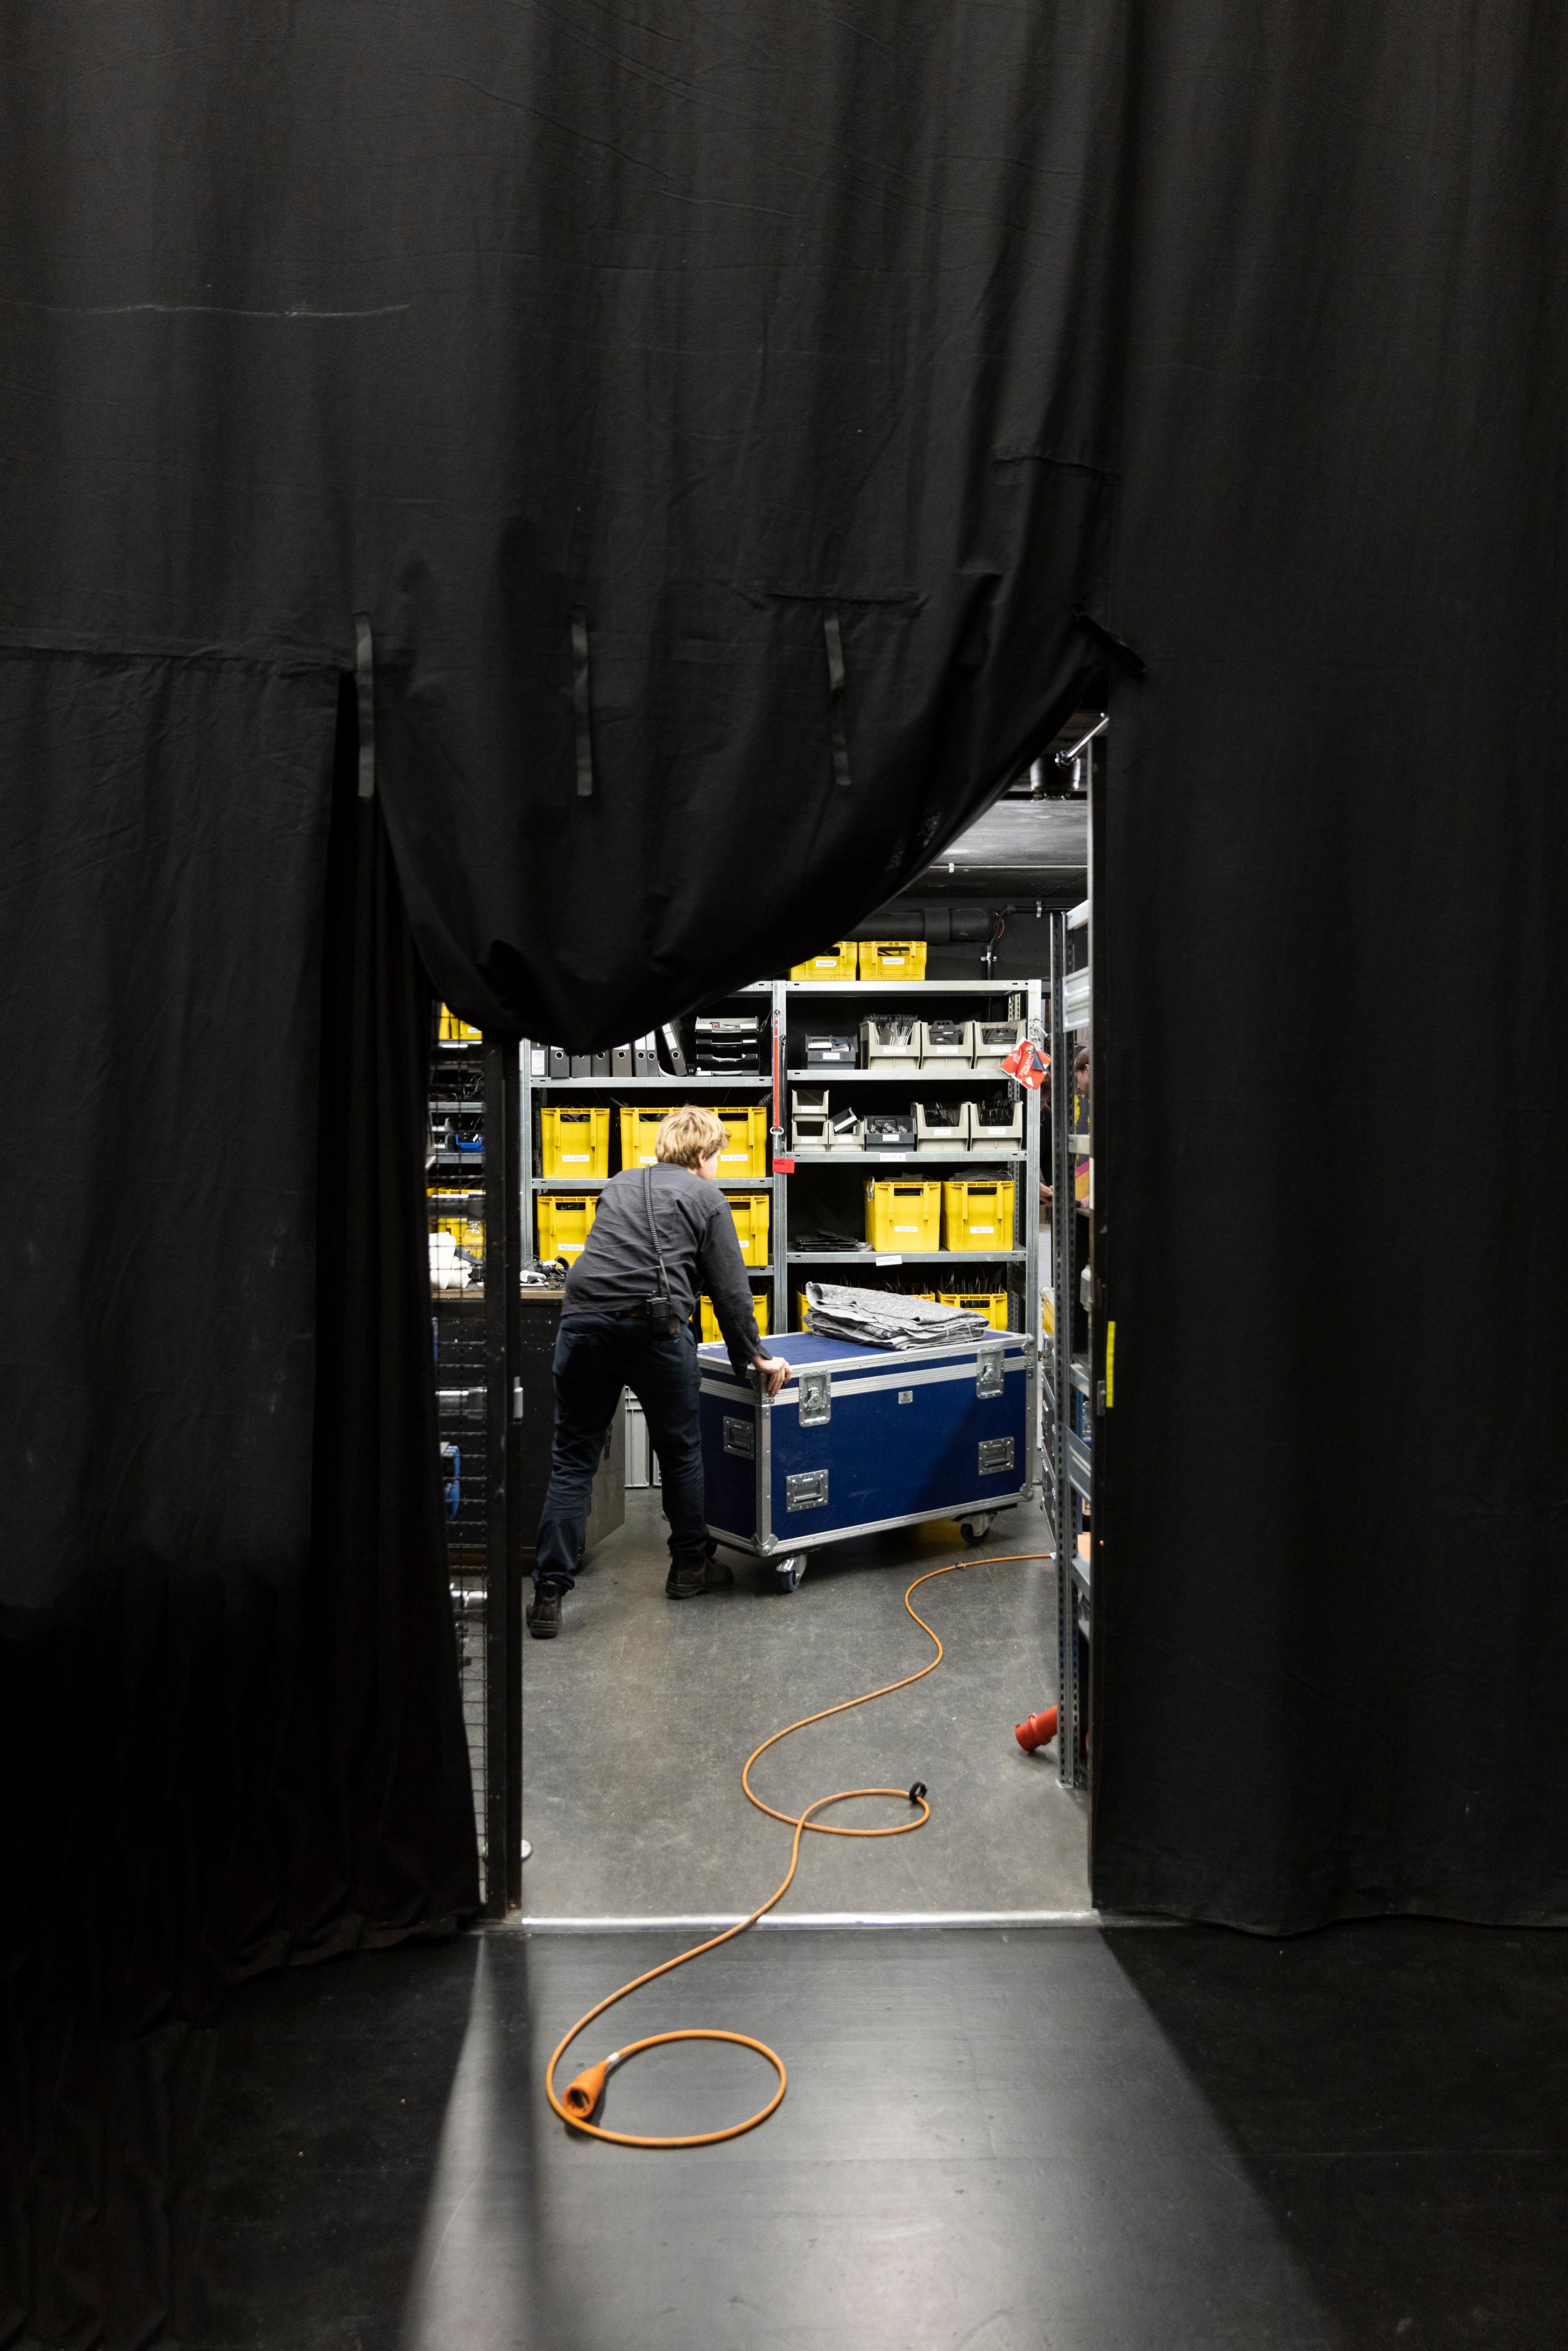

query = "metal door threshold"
[500,1909,1173,1933]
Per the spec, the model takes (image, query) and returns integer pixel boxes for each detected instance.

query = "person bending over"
[527,1104,791,1638]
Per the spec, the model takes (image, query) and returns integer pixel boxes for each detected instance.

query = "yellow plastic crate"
[700,1290,771,1344]
[437,1004,483,1041]
[716,1105,768,1178]
[723,1191,771,1267]
[942,1179,1016,1252]
[618,1105,676,1168]
[857,940,928,981]
[540,1104,610,1178]
[789,943,858,982]
[938,1289,1011,1331]
[536,1193,598,1263]
[864,1179,942,1252]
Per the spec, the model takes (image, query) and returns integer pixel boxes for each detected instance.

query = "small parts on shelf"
[914,1099,967,1154]
[970,1091,1023,1156]
[974,1018,1025,1073]
[694,1013,764,1073]
[794,1091,1019,1157]
[803,1029,857,1067]
[861,1015,920,1067]
[863,1111,917,1152]
[917,1018,975,1071]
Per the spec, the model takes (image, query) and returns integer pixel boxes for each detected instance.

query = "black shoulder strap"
[642,1163,673,1294]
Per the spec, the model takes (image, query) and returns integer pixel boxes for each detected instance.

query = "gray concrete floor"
[520,1485,1089,1916]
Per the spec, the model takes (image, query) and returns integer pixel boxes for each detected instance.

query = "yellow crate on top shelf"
[723,1191,771,1267]
[619,1105,676,1168]
[536,1193,598,1263]
[789,943,858,982]
[938,1289,1011,1331]
[864,1178,942,1252]
[437,1005,483,1041]
[715,1104,769,1177]
[700,1290,771,1344]
[942,1178,1016,1251]
[858,940,928,980]
[539,1104,610,1177]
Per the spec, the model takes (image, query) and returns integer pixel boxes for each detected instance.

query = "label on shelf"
[875,1254,904,1265]
[774,1156,795,1173]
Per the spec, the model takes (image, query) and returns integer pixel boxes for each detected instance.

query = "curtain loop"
[353,615,375,800]
[823,607,851,790]
[571,608,594,798]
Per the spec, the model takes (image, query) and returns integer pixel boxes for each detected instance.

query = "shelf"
[788,1150,1026,1166]
[783,981,1021,996]
[787,1249,1025,1264]
[786,1067,1019,1084]
[529,1174,771,1189]
[532,1075,770,1091]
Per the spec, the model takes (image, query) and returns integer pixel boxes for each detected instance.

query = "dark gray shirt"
[562,1163,764,1377]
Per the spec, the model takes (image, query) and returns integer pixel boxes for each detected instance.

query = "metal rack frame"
[518,973,1044,1354]
[1049,898,1094,1792]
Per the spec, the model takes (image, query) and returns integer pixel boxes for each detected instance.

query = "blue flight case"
[697,1329,1037,1591]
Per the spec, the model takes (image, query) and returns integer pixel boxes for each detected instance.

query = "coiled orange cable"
[544,1549,1051,2148]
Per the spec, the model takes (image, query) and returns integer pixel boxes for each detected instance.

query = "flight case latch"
[798,1367,832,1426]
[977,1342,1005,1399]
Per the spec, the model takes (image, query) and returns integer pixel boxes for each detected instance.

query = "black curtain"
[1088,2,1568,1929]
[0,661,474,2339]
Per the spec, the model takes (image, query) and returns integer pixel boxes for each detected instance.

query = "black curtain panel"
[0,0,1114,1044]
[0,657,474,2045]
[1087,1,1568,1930]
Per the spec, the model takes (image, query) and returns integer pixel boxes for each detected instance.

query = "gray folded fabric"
[803,1281,996,1350]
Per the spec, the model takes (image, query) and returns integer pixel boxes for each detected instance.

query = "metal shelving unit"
[517,972,1045,1356]
[1048,899,1093,1790]
[778,975,1043,1347]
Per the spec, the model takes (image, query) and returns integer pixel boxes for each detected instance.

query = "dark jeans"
[533,1311,708,1588]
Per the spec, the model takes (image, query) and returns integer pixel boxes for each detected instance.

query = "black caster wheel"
[959,1516,993,1547]
[774,1554,807,1592]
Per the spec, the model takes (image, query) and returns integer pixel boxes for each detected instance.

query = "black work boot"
[664,1553,734,1600]
[526,1580,567,1638]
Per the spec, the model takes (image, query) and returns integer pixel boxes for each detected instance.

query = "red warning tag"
[1001,1039,1049,1090]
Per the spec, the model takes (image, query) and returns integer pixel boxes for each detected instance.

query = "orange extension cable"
[544,1549,1052,2149]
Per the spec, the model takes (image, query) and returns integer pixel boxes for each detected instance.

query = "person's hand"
[754,1354,791,1398]
[1039,1180,1053,1210]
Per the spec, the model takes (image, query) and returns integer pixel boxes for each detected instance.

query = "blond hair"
[655,1105,728,1168]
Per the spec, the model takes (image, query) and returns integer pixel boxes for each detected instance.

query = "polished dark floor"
[186,1918,1568,2350]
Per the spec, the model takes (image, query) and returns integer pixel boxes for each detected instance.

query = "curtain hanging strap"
[353,614,376,800]
[823,608,851,790]
[571,607,594,799]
